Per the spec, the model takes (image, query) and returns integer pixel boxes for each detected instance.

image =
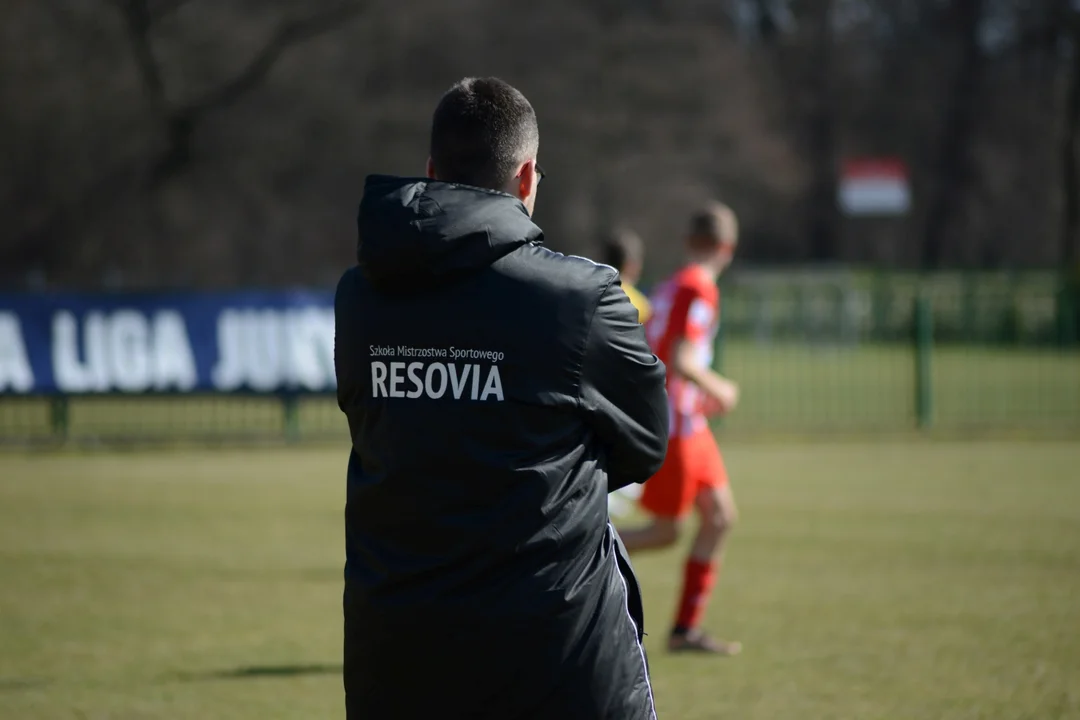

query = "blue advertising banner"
[0,291,336,394]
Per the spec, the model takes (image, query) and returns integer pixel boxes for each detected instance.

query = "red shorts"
[639,429,728,519]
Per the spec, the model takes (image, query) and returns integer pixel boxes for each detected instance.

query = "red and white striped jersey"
[644,264,720,439]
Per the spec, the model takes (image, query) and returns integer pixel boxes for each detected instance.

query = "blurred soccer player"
[598,227,654,519]
[599,227,651,324]
[618,201,742,655]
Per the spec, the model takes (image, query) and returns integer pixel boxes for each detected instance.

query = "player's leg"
[617,515,679,552]
[689,480,737,562]
[668,435,741,655]
[616,438,695,553]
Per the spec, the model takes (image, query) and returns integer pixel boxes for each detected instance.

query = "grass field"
[2,341,1078,445]
[2,440,1079,719]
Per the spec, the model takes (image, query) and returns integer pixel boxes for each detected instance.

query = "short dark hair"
[598,227,645,272]
[688,201,738,251]
[429,77,540,190]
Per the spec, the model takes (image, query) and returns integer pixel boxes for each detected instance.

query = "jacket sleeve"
[579,277,669,491]
[334,267,361,418]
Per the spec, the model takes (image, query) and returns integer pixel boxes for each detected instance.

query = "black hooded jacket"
[335,176,669,719]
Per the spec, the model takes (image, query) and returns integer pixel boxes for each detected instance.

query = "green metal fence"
[713,270,1078,434]
[1,273,1077,446]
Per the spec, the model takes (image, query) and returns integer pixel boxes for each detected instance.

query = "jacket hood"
[357,175,543,293]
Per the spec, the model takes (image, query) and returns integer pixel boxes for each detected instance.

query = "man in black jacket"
[335,77,669,719]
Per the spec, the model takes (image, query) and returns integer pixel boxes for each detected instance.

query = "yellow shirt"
[622,282,652,324]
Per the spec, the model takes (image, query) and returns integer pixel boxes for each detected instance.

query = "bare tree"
[106,0,367,184]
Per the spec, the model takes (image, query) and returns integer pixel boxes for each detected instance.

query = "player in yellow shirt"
[622,281,652,325]
[600,227,652,519]
[599,227,651,324]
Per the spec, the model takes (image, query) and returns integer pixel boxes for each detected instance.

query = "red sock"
[673,558,718,633]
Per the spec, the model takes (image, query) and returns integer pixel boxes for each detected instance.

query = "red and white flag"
[838,157,911,216]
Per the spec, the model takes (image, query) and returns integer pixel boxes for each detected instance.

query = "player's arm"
[579,279,669,492]
[671,338,739,414]
[662,289,738,415]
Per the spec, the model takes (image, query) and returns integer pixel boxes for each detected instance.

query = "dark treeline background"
[2,0,1078,289]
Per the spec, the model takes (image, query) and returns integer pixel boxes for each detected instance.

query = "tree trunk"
[1062,20,1080,276]
[921,0,985,269]
[593,15,628,244]
[755,0,780,42]
[807,0,839,262]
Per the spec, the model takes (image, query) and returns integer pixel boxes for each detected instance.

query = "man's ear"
[516,161,535,202]
[426,157,437,180]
